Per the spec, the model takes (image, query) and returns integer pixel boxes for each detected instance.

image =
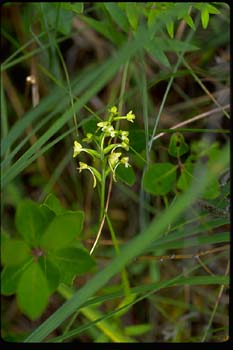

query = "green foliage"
[143,163,177,196]
[1,195,95,320]
[1,0,228,343]
[168,132,189,158]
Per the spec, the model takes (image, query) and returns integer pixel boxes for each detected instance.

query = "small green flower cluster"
[73,106,135,187]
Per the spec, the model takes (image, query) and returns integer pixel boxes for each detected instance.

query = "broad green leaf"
[129,129,146,153]
[17,262,50,320]
[116,164,136,186]
[177,162,194,191]
[103,2,129,32]
[143,163,177,196]
[1,239,31,266]
[168,132,189,158]
[125,3,139,30]
[38,256,60,293]
[50,247,96,284]
[1,258,33,295]
[40,211,84,251]
[42,193,65,216]
[15,200,54,246]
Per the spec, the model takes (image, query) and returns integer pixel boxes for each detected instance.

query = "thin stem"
[90,175,113,255]
[201,260,230,342]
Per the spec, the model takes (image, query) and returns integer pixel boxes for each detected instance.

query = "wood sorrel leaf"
[17,261,50,320]
[15,200,54,247]
[116,164,136,186]
[143,163,177,196]
[40,211,84,251]
[168,132,189,158]
[1,258,33,296]
[1,239,31,266]
[42,193,65,216]
[38,256,61,294]
[50,247,96,283]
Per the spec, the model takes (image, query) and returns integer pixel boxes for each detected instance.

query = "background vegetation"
[1,2,230,343]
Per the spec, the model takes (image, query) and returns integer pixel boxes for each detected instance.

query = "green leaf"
[143,163,177,196]
[146,41,170,68]
[40,211,84,251]
[201,7,209,29]
[38,256,60,293]
[1,259,33,295]
[17,262,50,320]
[42,3,74,35]
[184,15,195,30]
[15,200,54,246]
[116,164,136,186]
[201,178,220,200]
[177,161,194,191]
[125,323,152,336]
[166,20,174,38]
[61,2,84,14]
[160,38,199,53]
[81,15,125,46]
[1,239,31,266]
[125,3,139,30]
[42,193,65,215]
[168,132,189,158]
[50,247,96,284]
[103,2,129,32]
[206,4,220,15]
[129,129,146,153]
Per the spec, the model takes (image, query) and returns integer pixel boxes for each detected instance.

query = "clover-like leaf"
[17,262,50,320]
[38,256,60,294]
[42,193,65,216]
[116,164,136,186]
[50,247,96,284]
[40,211,84,251]
[15,200,54,247]
[1,239,31,267]
[1,258,33,296]
[168,132,189,158]
[143,163,177,196]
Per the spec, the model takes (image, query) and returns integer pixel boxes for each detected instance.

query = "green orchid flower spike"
[72,105,136,254]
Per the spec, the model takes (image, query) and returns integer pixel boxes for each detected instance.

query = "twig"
[152,104,230,142]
